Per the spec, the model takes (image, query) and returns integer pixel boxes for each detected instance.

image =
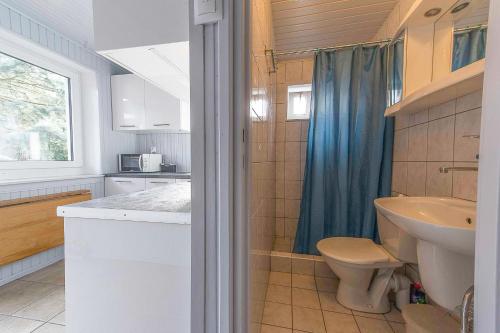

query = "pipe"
[461,286,474,333]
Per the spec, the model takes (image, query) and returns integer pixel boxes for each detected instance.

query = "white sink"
[374,197,476,256]
[374,196,476,311]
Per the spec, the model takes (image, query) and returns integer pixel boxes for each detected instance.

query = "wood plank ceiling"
[271,0,398,53]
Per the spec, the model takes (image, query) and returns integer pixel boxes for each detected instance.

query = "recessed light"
[424,8,442,17]
[451,2,470,14]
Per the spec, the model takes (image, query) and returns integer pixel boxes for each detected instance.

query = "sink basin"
[374,197,476,256]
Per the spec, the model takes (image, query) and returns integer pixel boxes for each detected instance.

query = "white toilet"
[317,212,418,313]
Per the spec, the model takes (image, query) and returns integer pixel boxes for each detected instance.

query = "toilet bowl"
[317,212,418,313]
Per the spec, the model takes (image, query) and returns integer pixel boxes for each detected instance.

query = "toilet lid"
[316,237,390,265]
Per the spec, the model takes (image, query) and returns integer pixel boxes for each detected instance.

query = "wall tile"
[285,121,301,141]
[427,117,455,161]
[454,109,481,162]
[285,142,301,161]
[429,100,455,121]
[407,162,426,196]
[276,122,285,142]
[285,199,301,219]
[277,84,287,104]
[277,103,286,123]
[392,162,408,194]
[285,61,302,84]
[395,114,410,130]
[285,181,302,200]
[456,90,482,113]
[426,162,452,197]
[277,64,286,84]
[409,109,429,126]
[408,124,427,161]
[452,162,478,201]
[302,59,314,83]
[393,129,409,162]
[284,162,301,181]
[300,121,309,141]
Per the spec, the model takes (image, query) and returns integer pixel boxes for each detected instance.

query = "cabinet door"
[105,177,146,196]
[145,82,181,130]
[175,178,191,184]
[145,178,175,190]
[111,75,145,130]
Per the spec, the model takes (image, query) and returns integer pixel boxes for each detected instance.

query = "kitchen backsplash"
[136,133,191,173]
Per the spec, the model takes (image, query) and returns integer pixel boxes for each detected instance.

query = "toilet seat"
[317,237,393,265]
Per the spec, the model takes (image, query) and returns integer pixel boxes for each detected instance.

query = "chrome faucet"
[461,286,474,333]
[439,166,478,173]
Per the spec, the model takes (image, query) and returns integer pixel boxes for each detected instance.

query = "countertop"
[57,182,191,224]
[104,172,191,179]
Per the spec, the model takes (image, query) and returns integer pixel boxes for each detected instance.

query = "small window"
[287,84,311,120]
[0,51,73,161]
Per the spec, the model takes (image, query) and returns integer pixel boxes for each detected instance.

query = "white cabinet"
[145,83,181,130]
[105,177,146,196]
[145,178,175,190]
[111,74,188,132]
[111,75,145,130]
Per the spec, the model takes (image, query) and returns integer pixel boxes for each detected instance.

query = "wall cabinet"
[111,74,188,132]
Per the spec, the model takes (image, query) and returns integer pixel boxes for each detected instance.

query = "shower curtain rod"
[454,24,488,33]
[273,38,393,57]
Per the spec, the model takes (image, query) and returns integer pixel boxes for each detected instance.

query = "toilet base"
[336,268,394,314]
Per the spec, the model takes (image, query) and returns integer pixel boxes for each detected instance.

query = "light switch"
[194,0,222,25]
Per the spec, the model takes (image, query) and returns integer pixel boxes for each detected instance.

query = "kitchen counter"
[57,182,191,224]
[104,172,191,179]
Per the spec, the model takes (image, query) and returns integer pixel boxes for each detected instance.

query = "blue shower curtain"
[293,45,394,255]
[452,27,487,71]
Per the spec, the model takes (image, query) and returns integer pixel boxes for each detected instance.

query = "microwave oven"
[119,154,162,172]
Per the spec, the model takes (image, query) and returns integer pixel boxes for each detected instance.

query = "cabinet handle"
[149,181,172,184]
[120,125,136,128]
[114,180,133,183]
[153,123,170,127]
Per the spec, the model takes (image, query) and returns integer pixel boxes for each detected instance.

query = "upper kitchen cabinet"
[111,74,188,132]
[111,75,145,130]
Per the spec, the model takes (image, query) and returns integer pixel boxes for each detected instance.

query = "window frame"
[286,83,312,121]
[0,32,83,171]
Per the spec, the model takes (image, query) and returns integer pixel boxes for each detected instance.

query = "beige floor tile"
[354,316,393,333]
[270,272,292,287]
[352,310,385,320]
[267,285,292,304]
[0,281,58,315]
[323,311,359,333]
[0,316,44,333]
[318,292,351,314]
[262,302,293,329]
[384,306,404,323]
[33,323,65,333]
[13,287,65,321]
[48,311,65,325]
[389,322,405,333]
[292,275,316,290]
[21,261,65,285]
[261,324,292,333]
[315,277,338,293]
[292,288,321,309]
[293,307,326,333]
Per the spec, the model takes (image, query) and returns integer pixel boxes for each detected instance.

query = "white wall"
[136,133,191,173]
[0,0,134,282]
[93,0,189,52]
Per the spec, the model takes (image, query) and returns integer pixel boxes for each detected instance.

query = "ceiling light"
[424,8,442,17]
[451,2,470,14]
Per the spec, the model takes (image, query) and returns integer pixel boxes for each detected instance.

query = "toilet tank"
[377,211,418,264]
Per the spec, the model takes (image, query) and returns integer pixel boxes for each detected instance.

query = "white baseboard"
[0,246,64,287]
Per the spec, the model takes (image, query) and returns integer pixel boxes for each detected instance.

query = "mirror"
[452,0,488,71]
[435,0,489,73]
[387,32,405,106]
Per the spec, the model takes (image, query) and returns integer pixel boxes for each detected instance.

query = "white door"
[145,178,175,190]
[145,82,181,130]
[111,74,145,130]
[105,177,146,196]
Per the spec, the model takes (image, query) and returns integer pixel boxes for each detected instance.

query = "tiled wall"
[136,133,191,172]
[274,57,314,252]
[249,1,276,332]
[392,90,482,201]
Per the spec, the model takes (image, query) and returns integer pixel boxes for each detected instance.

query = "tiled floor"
[261,271,406,333]
[0,261,65,333]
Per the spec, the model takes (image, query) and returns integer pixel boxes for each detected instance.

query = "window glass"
[287,84,311,120]
[387,37,404,107]
[0,51,72,161]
